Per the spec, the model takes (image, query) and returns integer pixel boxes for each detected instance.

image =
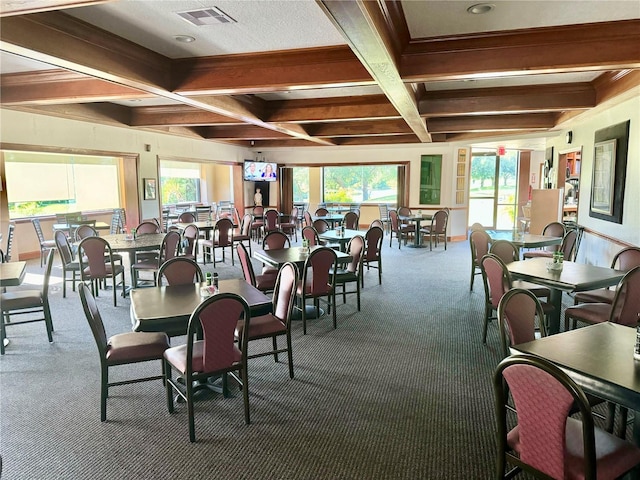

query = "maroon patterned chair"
[331,235,364,311]
[574,246,640,305]
[131,230,181,288]
[163,293,251,442]
[301,226,320,247]
[157,256,204,287]
[522,221,565,259]
[363,225,383,286]
[564,266,640,331]
[237,243,276,294]
[494,354,640,480]
[469,228,491,291]
[200,217,234,266]
[78,236,126,307]
[262,209,280,237]
[235,262,298,378]
[79,283,169,421]
[279,207,299,242]
[261,231,290,275]
[296,246,337,335]
[180,224,200,261]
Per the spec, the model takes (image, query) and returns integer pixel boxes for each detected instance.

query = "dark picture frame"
[589,120,630,224]
[143,178,157,200]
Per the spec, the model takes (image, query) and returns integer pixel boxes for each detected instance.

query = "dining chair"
[388,210,411,249]
[469,228,491,291]
[131,230,181,288]
[177,211,196,223]
[420,209,448,251]
[134,220,162,263]
[343,211,359,230]
[54,230,81,298]
[0,249,55,355]
[313,218,330,234]
[378,204,390,235]
[74,223,98,241]
[369,219,383,230]
[262,230,290,275]
[314,207,329,217]
[250,206,265,241]
[494,354,640,480]
[497,288,548,359]
[237,243,277,293]
[301,226,320,247]
[564,266,640,331]
[180,224,199,261]
[201,217,234,266]
[363,225,383,286]
[235,262,299,378]
[78,236,126,306]
[331,235,364,311]
[397,206,411,217]
[279,207,299,242]
[262,209,280,237]
[573,246,640,305]
[195,205,211,222]
[232,213,253,258]
[297,246,338,335]
[480,254,554,344]
[157,257,204,286]
[79,283,169,421]
[163,293,251,442]
[3,223,15,262]
[523,229,578,262]
[523,221,566,259]
[303,210,313,228]
[31,217,56,267]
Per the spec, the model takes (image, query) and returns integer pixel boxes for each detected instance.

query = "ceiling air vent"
[176,7,237,26]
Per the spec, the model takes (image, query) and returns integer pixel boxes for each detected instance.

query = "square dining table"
[489,230,563,249]
[311,214,344,229]
[507,258,626,334]
[398,214,433,248]
[317,229,362,252]
[513,322,640,446]
[253,246,352,270]
[130,278,272,337]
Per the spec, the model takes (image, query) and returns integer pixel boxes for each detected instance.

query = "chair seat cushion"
[0,290,43,311]
[236,314,286,340]
[163,340,241,374]
[507,417,640,480]
[82,264,125,277]
[255,274,277,291]
[262,266,278,275]
[106,331,169,364]
[132,260,159,271]
[565,303,611,324]
[574,289,616,305]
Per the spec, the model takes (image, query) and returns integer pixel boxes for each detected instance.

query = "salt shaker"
[213,272,219,288]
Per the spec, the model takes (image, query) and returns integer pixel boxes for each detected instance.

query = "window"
[4,151,121,219]
[292,167,309,203]
[160,160,201,205]
[323,165,397,203]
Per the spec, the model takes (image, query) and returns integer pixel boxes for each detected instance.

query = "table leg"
[548,288,562,334]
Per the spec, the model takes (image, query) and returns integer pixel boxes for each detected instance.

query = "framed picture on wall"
[143,178,157,200]
[590,139,616,216]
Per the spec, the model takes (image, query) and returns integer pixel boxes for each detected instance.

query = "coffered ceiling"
[1,0,639,149]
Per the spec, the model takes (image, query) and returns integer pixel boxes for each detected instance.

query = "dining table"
[507,258,627,335]
[0,261,27,287]
[489,230,563,249]
[98,233,166,293]
[512,322,640,447]
[253,245,352,270]
[317,228,362,252]
[130,278,272,337]
[312,214,344,229]
[398,213,433,248]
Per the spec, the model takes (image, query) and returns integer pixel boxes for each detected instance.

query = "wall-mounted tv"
[244,160,277,182]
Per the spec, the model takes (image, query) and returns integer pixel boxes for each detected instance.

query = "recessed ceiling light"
[174,35,196,43]
[467,3,495,14]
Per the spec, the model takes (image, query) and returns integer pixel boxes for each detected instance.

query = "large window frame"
[322,164,400,204]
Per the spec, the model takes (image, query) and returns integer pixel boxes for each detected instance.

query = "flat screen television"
[244,160,277,182]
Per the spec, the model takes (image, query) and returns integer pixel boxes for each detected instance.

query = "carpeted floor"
[0,236,574,479]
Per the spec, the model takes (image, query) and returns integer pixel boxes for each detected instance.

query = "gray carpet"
[0,238,549,479]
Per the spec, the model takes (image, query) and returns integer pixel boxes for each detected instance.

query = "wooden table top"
[99,233,166,252]
[0,261,26,287]
[513,323,640,412]
[490,231,562,248]
[130,279,272,335]
[507,258,626,293]
[253,246,352,269]
[317,229,363,243]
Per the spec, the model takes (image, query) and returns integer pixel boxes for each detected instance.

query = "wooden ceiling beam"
[427,113,558,133]
[307,119,412,136]
[174,46,374,95]
[0,11,334,145]
[267,94,401,123]
[420,83,596,116]
[318,0,431,142]
[200,125,294,140]
[130,105,241,127]
[1,69,148,105]
[402,20,640,81]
